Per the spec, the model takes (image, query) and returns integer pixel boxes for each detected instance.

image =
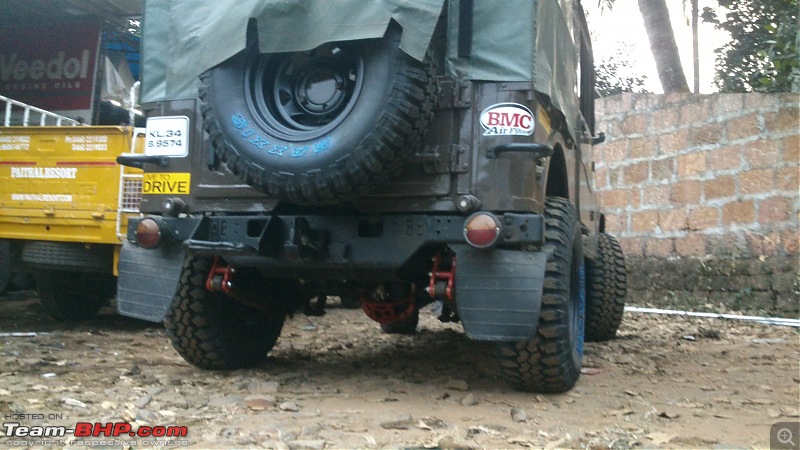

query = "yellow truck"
[0,98,142,319]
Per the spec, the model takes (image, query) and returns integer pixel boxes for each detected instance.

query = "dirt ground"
[0,290,798,450]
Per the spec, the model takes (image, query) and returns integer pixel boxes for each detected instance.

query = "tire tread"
[495,197,584,393]
[584,233,627,342]
[164,256,285,369]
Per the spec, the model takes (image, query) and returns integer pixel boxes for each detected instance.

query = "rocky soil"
[0,291,798,449]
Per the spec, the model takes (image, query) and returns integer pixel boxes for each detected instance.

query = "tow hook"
[206,256,235,293]
[204,256,274,313]
[426,251,456,301]
[426,251,459,323]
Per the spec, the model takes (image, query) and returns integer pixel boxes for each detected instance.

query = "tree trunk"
[637,0,690,93]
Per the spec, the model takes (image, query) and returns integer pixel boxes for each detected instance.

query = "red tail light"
[464,212,502,249]
[134,218,163,249]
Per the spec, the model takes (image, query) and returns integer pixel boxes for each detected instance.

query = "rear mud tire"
[22,241,112,272]
[10,273,35,290]
[36,270,115,321]
[164,255,285,369]
[495,197,586,393]
[380,308,420,334]
[585,233,627,342]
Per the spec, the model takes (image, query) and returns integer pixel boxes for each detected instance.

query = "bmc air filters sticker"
[479,103,535,136]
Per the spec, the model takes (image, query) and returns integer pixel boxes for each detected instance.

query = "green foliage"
[596,0,614,11]
[595,45,651,97]
[702,0,799,92]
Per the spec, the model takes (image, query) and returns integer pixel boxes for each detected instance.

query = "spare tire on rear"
[200,25,437,205]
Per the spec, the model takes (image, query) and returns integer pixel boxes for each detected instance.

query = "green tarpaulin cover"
[141,0,581,137]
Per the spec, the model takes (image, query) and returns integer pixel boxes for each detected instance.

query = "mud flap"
[451,244,547,341]
[117,242,185,322]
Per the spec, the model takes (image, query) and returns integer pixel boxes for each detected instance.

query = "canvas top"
[140,0,583,136]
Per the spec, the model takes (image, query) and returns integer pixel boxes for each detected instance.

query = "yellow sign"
[142,173,191,195]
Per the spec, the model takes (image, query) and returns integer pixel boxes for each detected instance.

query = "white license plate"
[144,116,189,157]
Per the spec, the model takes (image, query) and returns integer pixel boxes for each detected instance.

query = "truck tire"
[22,241,112,272]
[495,197,586,393]
[200,25,437,205]
[36,270,115,320]
[380,308,419,334]
[164,255,286,369]
[0,240,10,293]
[585,233,627,341]
[10,273,35,290]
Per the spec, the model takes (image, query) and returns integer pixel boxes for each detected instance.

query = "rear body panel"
[137,81,575,217]
[138,100,276,215]
[122,72,597,332]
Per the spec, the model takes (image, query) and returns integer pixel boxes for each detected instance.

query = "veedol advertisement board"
[0,23,101,121]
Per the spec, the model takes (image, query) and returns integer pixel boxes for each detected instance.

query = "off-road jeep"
[117,0,627,393]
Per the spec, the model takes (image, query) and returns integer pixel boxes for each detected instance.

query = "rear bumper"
[125,212,543,278]
[118,212,547,333]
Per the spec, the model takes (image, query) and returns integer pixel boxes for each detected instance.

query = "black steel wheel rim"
[247,43,365,141]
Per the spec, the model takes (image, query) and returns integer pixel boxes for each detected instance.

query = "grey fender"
[117,241,186,322]
[451,244,548,341]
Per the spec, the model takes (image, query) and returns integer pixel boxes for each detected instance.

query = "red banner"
[0,23,101,112]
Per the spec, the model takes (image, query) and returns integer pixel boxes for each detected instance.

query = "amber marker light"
[135,218,163,249]
[463,212,502,249]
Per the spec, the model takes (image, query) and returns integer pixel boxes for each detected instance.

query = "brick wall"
[594,93,799,314]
